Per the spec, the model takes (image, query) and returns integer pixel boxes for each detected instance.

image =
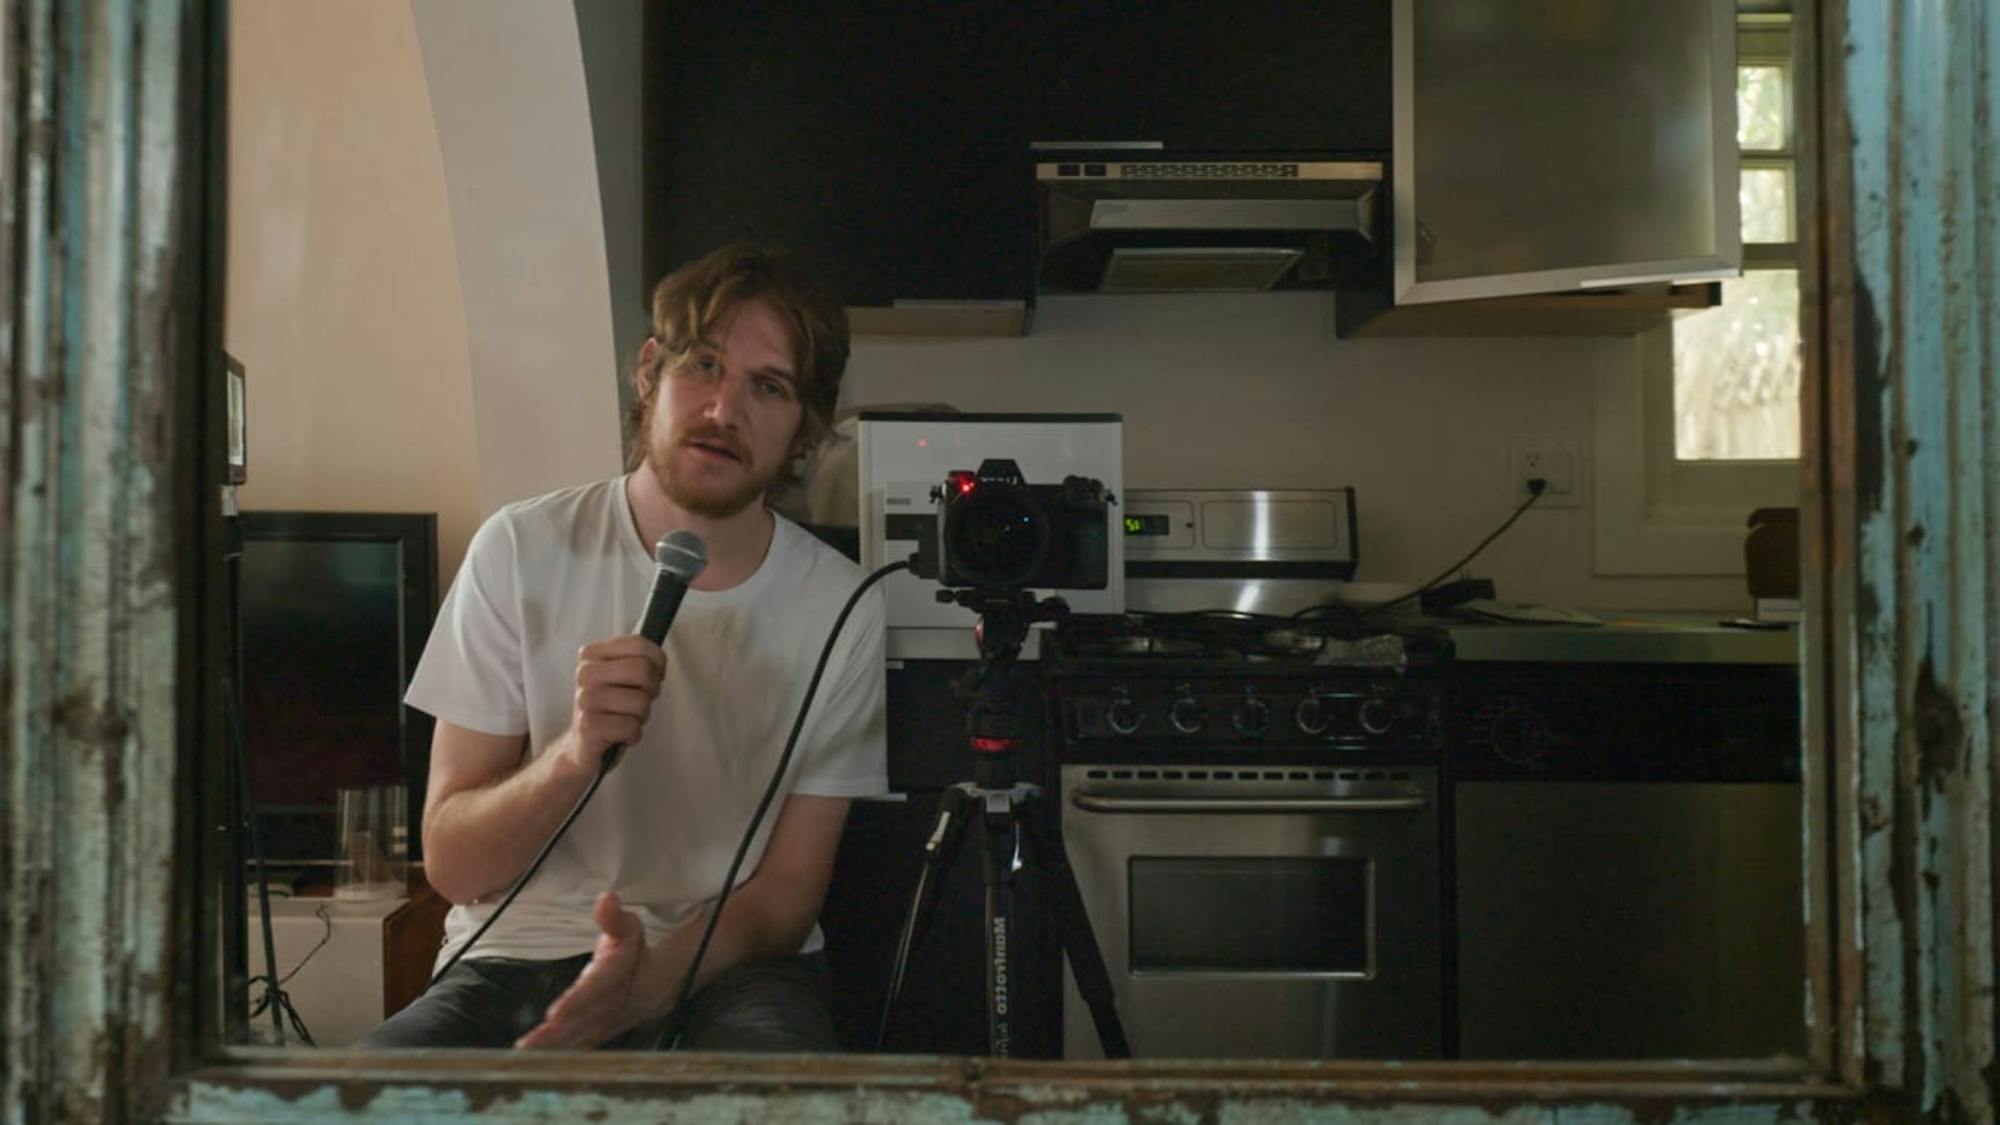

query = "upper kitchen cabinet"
[1019,3,1389,154]
[1336,0,1739,336]
[652,4,1032,327]
[651,3,1389,334]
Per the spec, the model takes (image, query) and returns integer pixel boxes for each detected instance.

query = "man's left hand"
[515,891,664,1049]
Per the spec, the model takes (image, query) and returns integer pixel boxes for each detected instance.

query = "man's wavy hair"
[625,244,850,480]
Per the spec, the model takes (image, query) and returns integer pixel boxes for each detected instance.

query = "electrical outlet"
[1509,439,1583,509]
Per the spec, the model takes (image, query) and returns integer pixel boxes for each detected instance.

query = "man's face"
[640,298,807,519]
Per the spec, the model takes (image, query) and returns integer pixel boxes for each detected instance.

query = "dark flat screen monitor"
[236,511,437,865]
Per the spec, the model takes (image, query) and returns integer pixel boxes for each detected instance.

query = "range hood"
[1034,151,1384,295]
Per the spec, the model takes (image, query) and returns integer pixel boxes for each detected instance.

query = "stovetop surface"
[1044,612,1452,764]
[1047,611,1454,673]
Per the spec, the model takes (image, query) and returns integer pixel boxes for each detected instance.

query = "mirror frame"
[4,0,1989,1120]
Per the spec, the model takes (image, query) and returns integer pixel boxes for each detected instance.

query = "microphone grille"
[655,528,709,580]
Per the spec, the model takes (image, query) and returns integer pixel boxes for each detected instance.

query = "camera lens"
[945,486,1052,588]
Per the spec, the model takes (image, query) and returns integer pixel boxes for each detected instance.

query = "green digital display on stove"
[1125,514,1170,536]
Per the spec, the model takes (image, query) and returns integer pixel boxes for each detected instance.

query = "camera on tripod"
[874,455,1133,1059]
[913,458,1111,591]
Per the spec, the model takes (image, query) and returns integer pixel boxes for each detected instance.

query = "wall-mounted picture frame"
[225,352,247,485]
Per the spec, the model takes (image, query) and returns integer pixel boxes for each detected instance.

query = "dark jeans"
[358,951,840,1052]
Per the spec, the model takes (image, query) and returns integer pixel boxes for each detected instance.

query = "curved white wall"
[410,0,622,516]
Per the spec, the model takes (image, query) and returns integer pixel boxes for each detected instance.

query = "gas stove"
[1046,612,1451,766]
[1051,609,1444,665]
[1051,615,1449,1062]
[1044,489,1450,1060]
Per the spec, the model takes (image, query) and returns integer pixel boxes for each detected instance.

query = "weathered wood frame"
[4,0,1992,1120]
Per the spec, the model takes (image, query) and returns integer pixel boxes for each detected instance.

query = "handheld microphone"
[637,528,709,642]
[605,528,708,771]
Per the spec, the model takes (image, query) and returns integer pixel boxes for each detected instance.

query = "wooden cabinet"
[655,4,1030,313]
[652,3,1388,329]
[1334,281,1722,338]
[383,885,450,1019]
[1332,0,1739,337]
[651,2,1730,337]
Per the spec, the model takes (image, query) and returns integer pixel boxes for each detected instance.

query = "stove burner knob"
[1358,697,1397,735]
[1105,691,1142,735]
[1294,694,1331,736]
[1488,703,1553,765]
[1232,692,1271,737]
[1169,688,1208,735]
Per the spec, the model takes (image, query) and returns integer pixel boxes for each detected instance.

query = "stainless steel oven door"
[1059,764,1442,1059]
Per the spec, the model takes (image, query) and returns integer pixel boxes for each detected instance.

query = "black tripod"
[875,589,1129,1058]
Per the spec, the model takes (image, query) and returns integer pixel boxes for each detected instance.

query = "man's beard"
[647,429,781,519]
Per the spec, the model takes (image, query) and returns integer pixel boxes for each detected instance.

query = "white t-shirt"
[407,476,888,966]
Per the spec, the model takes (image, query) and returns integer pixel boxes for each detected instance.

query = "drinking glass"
[333,784,407,900]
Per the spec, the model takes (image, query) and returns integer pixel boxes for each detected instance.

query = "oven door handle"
[1068,792,1429,814]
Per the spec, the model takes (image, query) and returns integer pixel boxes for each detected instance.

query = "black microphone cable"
[427,749,618,986]
[431,530,708,986]
[428,555,910,1003]
[652,556,909,1049]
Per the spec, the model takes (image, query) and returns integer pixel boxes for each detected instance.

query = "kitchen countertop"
[1438,611,1801,665]
[1120,579,1801,665]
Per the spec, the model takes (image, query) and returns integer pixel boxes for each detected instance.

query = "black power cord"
[224,659,303,1046]
[246,903,331,1046]
[1364,478,1547,618]
[1289,478,1548,626]
[223,514,305,1046]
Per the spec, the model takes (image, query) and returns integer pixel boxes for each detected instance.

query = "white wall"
[226,0,483,578]
[846,294,1750,613]
[226,0,622,582]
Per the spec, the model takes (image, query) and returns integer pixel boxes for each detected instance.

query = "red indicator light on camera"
[948,470,977,496]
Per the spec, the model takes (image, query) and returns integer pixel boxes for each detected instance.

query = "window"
[1594,14,1803,575]
[1671,19,1802,462]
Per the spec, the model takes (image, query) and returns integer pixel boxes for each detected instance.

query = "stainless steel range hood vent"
[1036,155,1384,295]
[1100,247,1304,292]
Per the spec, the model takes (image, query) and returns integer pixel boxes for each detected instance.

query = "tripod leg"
[977,789,1022,1057]
[1020,789,1130,1059]
[875,786,972,1052]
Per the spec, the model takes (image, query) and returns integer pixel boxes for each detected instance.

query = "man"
[361,245,886,1051]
